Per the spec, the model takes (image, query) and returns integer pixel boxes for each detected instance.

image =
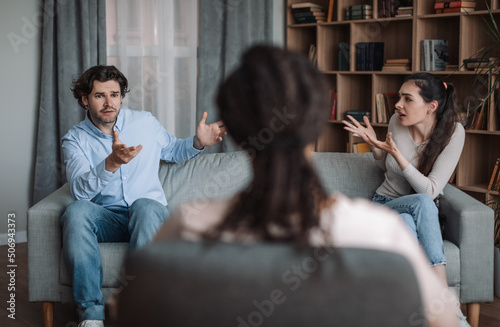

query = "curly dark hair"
[207,45,332,245]
[71,65,129,109]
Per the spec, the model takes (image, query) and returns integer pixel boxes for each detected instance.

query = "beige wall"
[0,0,41,242]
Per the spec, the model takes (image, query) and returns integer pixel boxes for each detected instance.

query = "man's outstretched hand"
[105,131,143,172]
[193,111,227,150]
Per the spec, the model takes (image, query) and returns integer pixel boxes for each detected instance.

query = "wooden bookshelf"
[286,0,500,201]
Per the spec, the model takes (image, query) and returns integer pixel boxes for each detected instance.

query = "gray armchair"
[116,241,425,327]
[28,152,494,327]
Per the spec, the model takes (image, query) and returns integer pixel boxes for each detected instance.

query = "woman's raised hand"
[342,115,378,145]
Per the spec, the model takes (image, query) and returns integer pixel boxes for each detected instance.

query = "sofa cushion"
[313,152,385,199]
[159,151,252,212]
[159,151,386,215]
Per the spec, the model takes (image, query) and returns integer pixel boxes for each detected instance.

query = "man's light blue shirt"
[61,109,203,208]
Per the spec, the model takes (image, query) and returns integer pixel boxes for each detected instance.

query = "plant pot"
[495,246,500,297]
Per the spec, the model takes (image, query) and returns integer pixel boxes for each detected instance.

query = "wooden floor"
[1,243,499,327]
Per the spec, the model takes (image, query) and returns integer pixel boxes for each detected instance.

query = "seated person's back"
[153,45,458,327]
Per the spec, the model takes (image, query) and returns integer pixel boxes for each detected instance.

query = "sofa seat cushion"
[59,243,129,288]
[159,151,252,213]
[312,153,385,199]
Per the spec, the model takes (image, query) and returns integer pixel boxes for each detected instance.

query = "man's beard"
[90,107,118,125]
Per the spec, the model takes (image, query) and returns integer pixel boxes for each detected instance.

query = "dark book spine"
[356,43,367,71]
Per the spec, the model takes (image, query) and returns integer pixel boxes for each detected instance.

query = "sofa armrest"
[440,184,494,303]
[28,184,74,302]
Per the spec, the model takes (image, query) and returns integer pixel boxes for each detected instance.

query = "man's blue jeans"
[372,193,446,267]
[59,198,170,321]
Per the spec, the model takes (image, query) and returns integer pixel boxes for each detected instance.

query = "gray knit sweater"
[375,114,465,200]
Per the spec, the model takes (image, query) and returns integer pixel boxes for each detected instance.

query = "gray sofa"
[28,151,494,326]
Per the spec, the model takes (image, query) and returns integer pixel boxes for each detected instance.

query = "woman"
[154,47,458,326]
[342,72,465,288]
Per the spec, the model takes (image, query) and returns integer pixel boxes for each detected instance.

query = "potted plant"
[463,2,500,123]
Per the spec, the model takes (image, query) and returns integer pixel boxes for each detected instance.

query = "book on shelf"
[420,40,449,71]
[378,0,412,18]
[329,90,337,120]
[435,7,475,13]
[356,42,368,71]
[491,88,499,131]
[294,16,326,23]
[386,58,411,64]
[384,93,399,119]
[346,5,373,20]
[465,100,487,130]
[395,5,413,17]
[352,142,371,153]
[463,57,497,70]
[356,42,384,71]
[345,111,371,122]
[488,158,500,191]
[445,64,459,71]
[382,65,411,71]
[434,1,477,9]
[375,93,388,123]
[327,0,337,22]
[293,11,326,18]
[292,7,324,12]
[291,2,324,9]
[382,58,411,71]
[338,42,350,71]
[292,3,326,24]
[308,44,317,66]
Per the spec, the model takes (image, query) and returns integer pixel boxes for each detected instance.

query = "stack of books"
[345,4,373,20]
[345,111,371,122]
[445,64,459,71]
[291,2,326,24]
[463,58,497,71]
[355,42,384,71]
[421,39,449,71]
[434,1,476,14]
[382,58,411,71]
[379,0,413,18]
[395,6,413,17]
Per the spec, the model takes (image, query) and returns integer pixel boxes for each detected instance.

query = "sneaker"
[457,306,471,327]
[78,320,104,327]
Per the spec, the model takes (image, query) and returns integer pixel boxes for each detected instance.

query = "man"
[60,65,225,327]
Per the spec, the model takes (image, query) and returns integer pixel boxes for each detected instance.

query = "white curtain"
[106,0,198,138]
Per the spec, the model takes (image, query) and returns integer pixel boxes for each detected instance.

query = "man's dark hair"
[71,65,130,109]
